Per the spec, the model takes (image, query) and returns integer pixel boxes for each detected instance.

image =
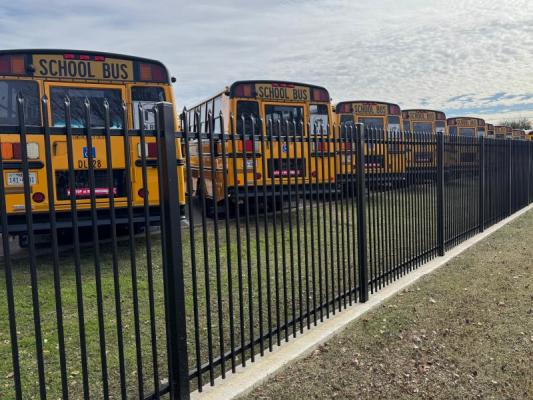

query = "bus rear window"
[460,128,475,137]
[237,101,261,136]
[413,122,432,133]
[0,80,40,126]
[436,120,445,134]
[131,86,165,130]
[265,105,304,136]
[51,87,124,129]
[309,104,329,135]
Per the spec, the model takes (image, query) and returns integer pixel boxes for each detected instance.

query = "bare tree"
[498,117,532,130]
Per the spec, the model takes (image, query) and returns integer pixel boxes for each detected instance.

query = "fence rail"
[0,98,532,399]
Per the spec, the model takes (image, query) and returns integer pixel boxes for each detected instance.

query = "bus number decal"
[78,159,102,169]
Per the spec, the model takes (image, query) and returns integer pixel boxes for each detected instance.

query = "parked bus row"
[1,49,531,244]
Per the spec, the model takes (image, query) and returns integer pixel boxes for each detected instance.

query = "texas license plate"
[7,172,37,186]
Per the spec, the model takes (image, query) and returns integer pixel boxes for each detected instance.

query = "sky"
[1,0,533,124]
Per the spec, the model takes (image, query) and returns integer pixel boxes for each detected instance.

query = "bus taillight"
[233,84,253,98]
[0,143,39,160]
[137,143,158,158]
[0,55,26,75]
[139,63,168,82]
[312,88,329,102]
[389,104,401,115]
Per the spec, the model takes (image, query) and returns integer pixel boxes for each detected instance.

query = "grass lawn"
[0,180,482,399]
[246,208,533,400]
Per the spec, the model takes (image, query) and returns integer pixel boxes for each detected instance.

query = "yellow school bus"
[494,125,512,139]
[512,129,526,140]
[402,109,446,182]
[0,49,184,239]
[486,123,494,137]
[185,80,335,212]
[334,100,404,187]
[446,117,485,173]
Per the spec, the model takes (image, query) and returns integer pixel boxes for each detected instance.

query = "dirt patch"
[246,210,533,400]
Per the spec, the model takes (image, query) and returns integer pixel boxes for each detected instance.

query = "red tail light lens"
[147,142,158,157]
[139,63,168,82]
[32,192,45,203]
[311,171,317,177]
[12,143,22,159]
[312,88,329,102]
[138,188,148,198]
[245,140,253,152]
[0,55,26,75]
[63,53,75,59]
[94,56,105,61]
[338,103,352,113]
[79,55,90,61]
[233,84,253,98]
[389,104,401,115]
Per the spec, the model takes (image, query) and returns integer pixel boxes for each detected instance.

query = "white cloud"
[1,0,532,123]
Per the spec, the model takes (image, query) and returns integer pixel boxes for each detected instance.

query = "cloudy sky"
[2,0,533,124]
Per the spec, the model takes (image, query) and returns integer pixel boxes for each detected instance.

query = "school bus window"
[340,114,353,126]
[265,104,304,136]
[213,96,222,133]
[461,128,475,137]
[131,86,165,102]
[449,127,457,135]
[200,103,207,133]
[388,116,400,132]
[309,104,329,134]
[50,87,124,129]
[0,80,40,126]
[403,121,410,132]
[477,127,485,136]
[237,101,260,136]
[414,122,432,133]
[131,86,165,130]
[360,117,384,140]
[436,120,445,133]
[206,100,214,131]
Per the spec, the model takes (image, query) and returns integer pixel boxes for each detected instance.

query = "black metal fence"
[1,98,532,399]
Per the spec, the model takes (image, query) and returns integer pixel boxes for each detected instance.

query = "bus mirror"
[171,76,177,83]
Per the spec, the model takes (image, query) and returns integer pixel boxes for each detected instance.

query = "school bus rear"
[0,50,184,232]
[334,101,404,187]
[186,81,335,208]
[494,125,511,139]
[512,129,526,140]
[402,109,446,182]
[446,117,485,172]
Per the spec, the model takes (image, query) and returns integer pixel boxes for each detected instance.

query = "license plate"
[7,172,37,186]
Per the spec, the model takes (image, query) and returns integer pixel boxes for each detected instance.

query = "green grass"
[0,179,482,399]
[245,208,533,400]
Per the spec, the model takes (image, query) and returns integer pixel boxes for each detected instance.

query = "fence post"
[156,102,190,399]
[526,140,533,204]
[479,136,485,232]
[436,133,445,256]
[508,139,512,216]
[355,123,368,303]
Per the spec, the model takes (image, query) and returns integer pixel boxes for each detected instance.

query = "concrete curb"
[191,204,533,400]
